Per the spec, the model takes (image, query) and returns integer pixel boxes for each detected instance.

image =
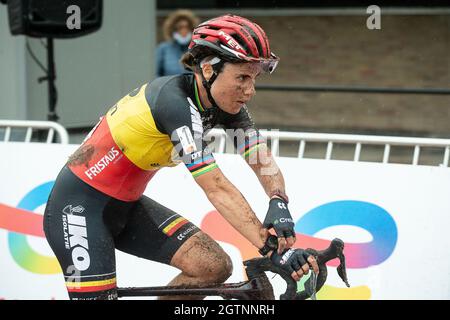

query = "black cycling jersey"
[45,73,266,300]
[68,73,265,201]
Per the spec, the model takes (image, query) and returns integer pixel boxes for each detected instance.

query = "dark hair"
[180,52,197,72]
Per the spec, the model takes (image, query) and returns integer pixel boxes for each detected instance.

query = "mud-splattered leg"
[160,232,233,300]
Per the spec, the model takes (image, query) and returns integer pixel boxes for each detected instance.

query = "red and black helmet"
[189,14,279,74]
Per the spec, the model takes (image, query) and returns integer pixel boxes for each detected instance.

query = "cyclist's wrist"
[269,190,289,204]
[258,227,270,247]
[258,234,278,256]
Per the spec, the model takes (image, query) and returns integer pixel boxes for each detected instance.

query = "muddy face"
[67,145,95,167]
[209,62,260,114]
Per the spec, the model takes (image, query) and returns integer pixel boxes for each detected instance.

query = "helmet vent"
[231,33,249,54]
[242,25,264,58]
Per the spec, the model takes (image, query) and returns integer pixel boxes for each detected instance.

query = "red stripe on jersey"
[67,282,117,293]
[68,118,157,202]
[166,219,189,236]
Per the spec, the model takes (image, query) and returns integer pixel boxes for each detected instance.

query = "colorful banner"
[1,142,449,299]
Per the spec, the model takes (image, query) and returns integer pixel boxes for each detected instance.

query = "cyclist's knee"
[171,231,233,283]
[204,250,233,283]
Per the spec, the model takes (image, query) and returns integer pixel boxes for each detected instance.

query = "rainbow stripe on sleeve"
[238,135,266,159]
[185,155,218,178]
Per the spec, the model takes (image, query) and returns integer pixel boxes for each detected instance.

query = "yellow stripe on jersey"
[163,217,186,234]
[105,84,176,170]
[65,277,116,288]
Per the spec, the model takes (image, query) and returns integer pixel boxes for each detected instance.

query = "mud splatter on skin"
[175,232,232,281]
[232,189,263,228]
[212,170,227,187]
[67,145,95,167]
[208,173,265,248]
[161,232,233,300]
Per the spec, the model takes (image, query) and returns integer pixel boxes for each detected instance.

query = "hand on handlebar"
[263,197,296,254]
[269,248,319,282]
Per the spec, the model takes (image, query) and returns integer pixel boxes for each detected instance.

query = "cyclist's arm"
[223,106,293,251]
[224,106,288,203]
[194,166,269,250]
[150,90,270,250]
[245,143,289,203]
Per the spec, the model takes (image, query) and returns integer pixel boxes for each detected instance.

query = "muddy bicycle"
[116,238,350,300]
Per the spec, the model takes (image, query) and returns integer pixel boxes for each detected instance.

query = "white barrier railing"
[1,120,449,167]
[206,128,450,167]
[0,120,69,144]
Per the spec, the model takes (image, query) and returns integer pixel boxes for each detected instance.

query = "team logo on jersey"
[187,97,203,138]
[61,204,90,272]
[62,205,85,215]
[176,225,198,241]
[84,146,120,180]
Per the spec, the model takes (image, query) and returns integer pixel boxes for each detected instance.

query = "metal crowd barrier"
[0,120,69,144]
[1,120,449,167]
[206,128,450,167]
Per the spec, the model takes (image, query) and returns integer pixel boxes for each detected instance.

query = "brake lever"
[297,238,351,299]
[337,251,351,287]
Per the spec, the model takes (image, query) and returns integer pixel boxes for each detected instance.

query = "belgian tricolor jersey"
[67,73,266,201]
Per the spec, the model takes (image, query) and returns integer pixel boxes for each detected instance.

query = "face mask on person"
[173,32,192,45]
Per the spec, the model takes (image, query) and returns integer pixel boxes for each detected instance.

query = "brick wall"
[157,14,450,137]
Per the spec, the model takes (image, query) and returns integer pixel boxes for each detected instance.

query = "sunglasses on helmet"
[250,53,280,74]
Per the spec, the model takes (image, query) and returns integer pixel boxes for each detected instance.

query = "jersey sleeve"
[222,105,267,160]
[152,85,218,178]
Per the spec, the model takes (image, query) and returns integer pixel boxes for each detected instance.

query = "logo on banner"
[0,183,398,299]
[0,182,61,274]
[200,200,398,300]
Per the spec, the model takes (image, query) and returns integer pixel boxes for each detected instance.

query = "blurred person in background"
[156,9,199,77]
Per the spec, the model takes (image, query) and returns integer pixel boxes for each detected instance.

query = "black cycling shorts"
[43,165,200,300]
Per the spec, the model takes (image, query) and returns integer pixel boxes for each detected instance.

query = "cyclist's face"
[211,62,260,114]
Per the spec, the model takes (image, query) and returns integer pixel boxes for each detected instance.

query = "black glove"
[270,248,313,276]
[263,198,295,239]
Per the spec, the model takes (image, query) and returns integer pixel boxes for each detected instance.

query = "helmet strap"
[199,59,225,109]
